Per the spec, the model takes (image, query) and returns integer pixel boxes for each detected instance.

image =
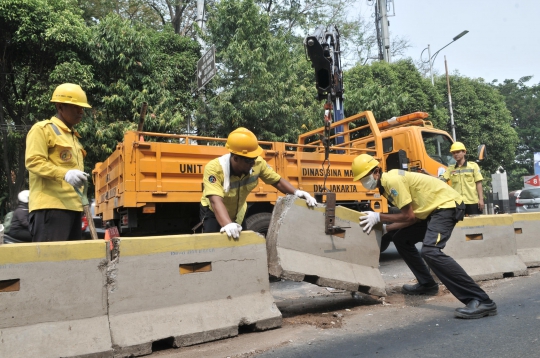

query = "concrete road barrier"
[0,241,112,358]
[266,196,386,297]
[442,215,528,281]
[107,231,281,357]
[512,213,540,267]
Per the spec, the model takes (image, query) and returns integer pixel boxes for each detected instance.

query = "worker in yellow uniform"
[200,127,317,238]
[25,83,91,242]
[441,142,484,215]
[352,154,497,319]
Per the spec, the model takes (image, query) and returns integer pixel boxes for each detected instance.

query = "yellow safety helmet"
[50,83,92,108]
[450,142,466,153]
[225,127,263,158]
[351,154,380,181]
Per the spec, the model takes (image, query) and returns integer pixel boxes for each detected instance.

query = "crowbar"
[74,180,98,240]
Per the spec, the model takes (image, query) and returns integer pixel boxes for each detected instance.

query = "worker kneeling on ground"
[352,154,497,319]
[200,128,317,239]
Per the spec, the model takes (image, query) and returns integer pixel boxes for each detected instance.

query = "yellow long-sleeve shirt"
[25,116,86,212]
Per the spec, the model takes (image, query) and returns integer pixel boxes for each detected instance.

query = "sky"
[357,0,540,83]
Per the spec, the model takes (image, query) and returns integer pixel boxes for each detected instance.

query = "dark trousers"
[29,209,82,242]
[389,208,490,304]
[465,203,481,215]
[9,229,32,242]
[199,204,245,233]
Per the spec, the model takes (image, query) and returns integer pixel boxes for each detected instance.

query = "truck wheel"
[245,212,273,238]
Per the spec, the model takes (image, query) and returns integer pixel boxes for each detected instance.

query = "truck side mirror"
[477,144,487,162]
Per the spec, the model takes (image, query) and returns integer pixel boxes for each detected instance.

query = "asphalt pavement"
[257,267,540,358]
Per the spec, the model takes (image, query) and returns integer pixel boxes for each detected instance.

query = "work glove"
[359,211,380,235]
[64,169,89,187]
[220,222,243,239]
[382,223,388,235]
[294,190,318,207]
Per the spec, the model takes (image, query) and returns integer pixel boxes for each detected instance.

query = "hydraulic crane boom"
[304,25,345,154]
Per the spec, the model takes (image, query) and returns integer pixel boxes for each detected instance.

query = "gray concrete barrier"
[512,213,540,267]
[107,231,281,357]
[0,241,112,358]
[267,196,386,296]
[442,215,528,281]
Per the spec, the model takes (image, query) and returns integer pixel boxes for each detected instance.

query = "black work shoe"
[402,282,439,295]
[454,299,497,319]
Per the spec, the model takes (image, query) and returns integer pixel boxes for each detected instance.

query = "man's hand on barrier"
[220,222,242,239]
[359,211,380,234]
[294,190,317,207]
[64,170,89,187]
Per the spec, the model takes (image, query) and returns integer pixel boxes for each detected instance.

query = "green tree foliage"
[344,60,445,123]
[435,74,519,189]
[495,76,540,190]
[79,15,199,172]
[0,1,199,211]
[79,0,208,36]
[0,0,90,210]
[197,0,321,142]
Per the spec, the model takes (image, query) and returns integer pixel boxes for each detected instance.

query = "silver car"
[515,188,540,213]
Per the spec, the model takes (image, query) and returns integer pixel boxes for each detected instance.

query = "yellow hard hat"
[450,142,466,153]
[225,127,263,158]
[50,83,91,108]
[352,154,380,181]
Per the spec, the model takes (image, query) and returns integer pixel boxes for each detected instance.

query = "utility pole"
[444,56,456,141]
[373,0,393,63]
[378,0,391,62]
[196,0,206,48]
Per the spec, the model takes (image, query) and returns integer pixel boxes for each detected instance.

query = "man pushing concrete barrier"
[352,154,497,319]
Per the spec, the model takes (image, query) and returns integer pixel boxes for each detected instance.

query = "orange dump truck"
[93,111,456,236]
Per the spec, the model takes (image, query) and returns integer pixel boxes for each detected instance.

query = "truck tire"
[245,212,273,238]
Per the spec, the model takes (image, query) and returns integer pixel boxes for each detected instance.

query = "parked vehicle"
[508,190,522,213]
[94,111,457,239]
[516,188,540,213]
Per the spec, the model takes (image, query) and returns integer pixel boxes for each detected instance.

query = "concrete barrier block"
[512,213,540,267]
[107,231,281,357]
[0,241,112,358]
[442,215,528,281]
[267,196,386,297]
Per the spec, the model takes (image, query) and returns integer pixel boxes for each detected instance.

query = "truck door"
[420,131,456,177]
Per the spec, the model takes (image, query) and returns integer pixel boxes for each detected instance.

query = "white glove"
[64,170,89,187]
[294,190,317,207]
[382,223,388,235]
[220,222,243,239]
[359,211,380,234]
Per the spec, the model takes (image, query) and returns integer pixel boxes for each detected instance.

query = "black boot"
[402,282,439,295]
[455,299,497,319]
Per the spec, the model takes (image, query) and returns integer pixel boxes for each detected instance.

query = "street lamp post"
[445,56,456,141]
[422,30,469,86]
